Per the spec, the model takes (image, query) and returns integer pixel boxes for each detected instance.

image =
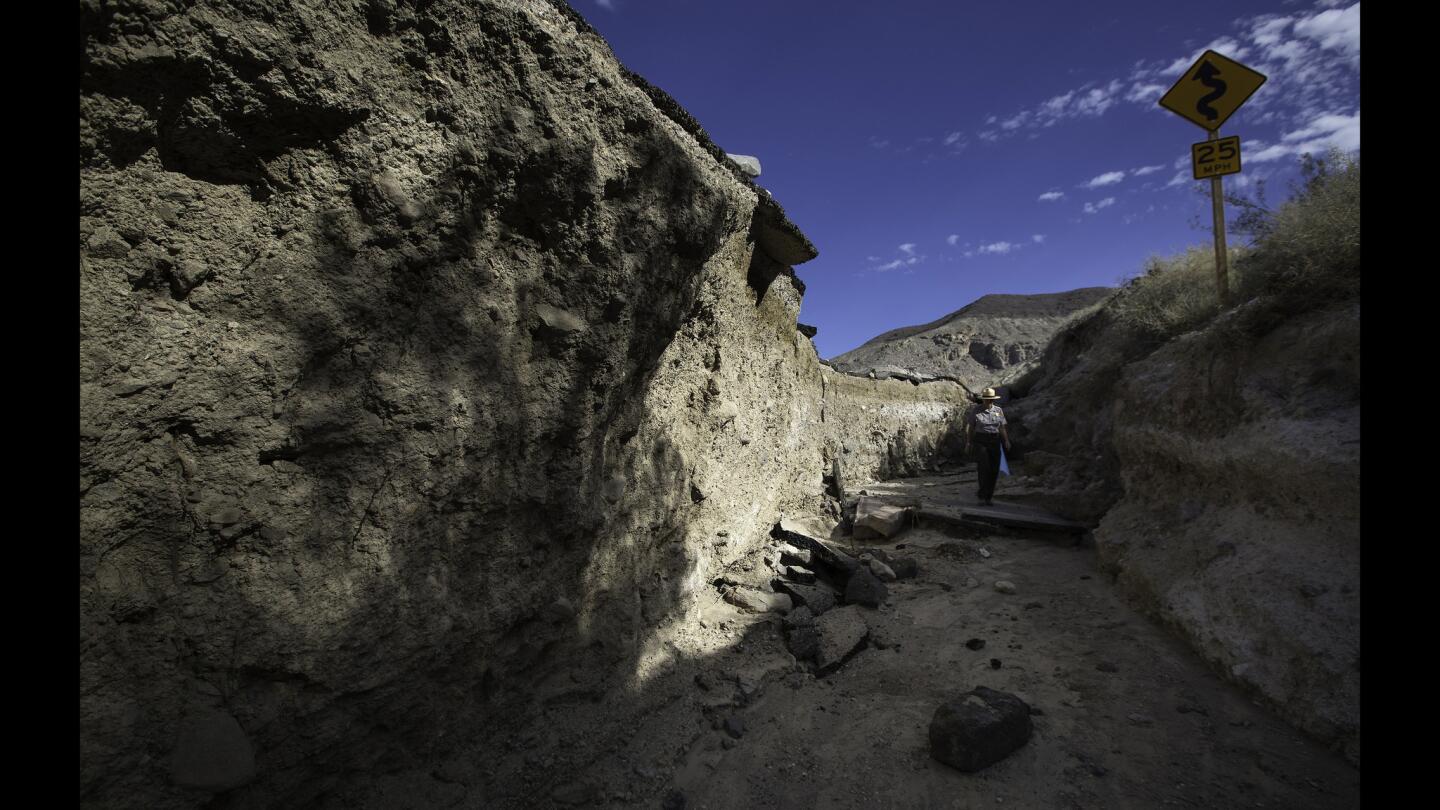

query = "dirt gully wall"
[79,1,966,807]
[1008,299,1359,764]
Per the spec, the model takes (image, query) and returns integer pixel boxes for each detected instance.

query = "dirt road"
[323,488,1360,809]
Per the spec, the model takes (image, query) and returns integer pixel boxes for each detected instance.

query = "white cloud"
[1125,83,1167,103]
[1083,197,1116,214]
[1038,190,1065,202]
[944,131,965,146]
[979,241,1016,254]
[596,0,615,9]
[1250,110,1359,162]
[899,243,916,256]
[875,259,904,272]
[1132,165,1165,177]
[1294,4,1360,65]
[946,234,960,246]
[1032,234,1046,244]
[1165,170,1191,188]
[1082,171,1127,189]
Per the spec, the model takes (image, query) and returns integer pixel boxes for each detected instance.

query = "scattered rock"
[1096,662,1118,673]
[1127,713,1155,727]
[929,687,1034,773]
[534,303,588,335]
[786,626,820,662]
[779,545,812,567]
[844,567,888,608]
[723,716,746,739]
[889,557,919,579]
[774,582,838,616]
[993,581,1017,595]
[170,709,256,791]
[782,565,817,584]
[86,226,131,259]
[1177,704,1209,716]
[723,586,791,614]
[867,558,897,582]
[979,547,992,558]
[966,638,986,651]
[814,605,869,672]
[783,606,815,629]
[1023,602,1044,610]
[853,496,910,539]
[989,658,1002,670]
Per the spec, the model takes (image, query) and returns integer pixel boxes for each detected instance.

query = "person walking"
[964,387,1011,506]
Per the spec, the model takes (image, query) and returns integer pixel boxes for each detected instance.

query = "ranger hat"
[978,387,1001,400]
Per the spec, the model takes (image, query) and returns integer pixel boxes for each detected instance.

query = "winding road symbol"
[1192,61,1227,123]
[1159,50,1266,131]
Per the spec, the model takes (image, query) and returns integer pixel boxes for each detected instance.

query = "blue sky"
[568,0,1360,359]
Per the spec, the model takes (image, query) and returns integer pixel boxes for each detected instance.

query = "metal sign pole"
[1208,129,1230,307]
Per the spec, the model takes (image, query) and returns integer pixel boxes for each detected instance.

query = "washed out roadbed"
[321,517,1359,810]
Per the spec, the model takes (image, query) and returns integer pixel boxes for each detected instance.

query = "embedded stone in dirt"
[867,558,897,582]
[782,565,817,584]
[928,687,1034,773]
[1096,661,1118,673]
[889,557,919,579]
[844,567,888,607]
[786,625,820,662]
[774,582,838,616]
[966,638,986,650]
[993,580,1017,594]
[814,605,869,672]
[723,586,792,614]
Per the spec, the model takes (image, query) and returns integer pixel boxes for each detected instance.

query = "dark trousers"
[974,435,1001,501]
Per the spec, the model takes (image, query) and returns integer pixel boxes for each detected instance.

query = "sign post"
[1159,50,1267,307]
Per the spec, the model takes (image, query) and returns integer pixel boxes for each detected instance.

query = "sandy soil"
[321,478,1360,810]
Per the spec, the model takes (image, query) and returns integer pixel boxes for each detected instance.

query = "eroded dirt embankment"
[80,2,965,807]
[1004,296,1360,764]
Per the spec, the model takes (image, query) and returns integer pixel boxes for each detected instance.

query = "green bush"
[1234,149,1359,306]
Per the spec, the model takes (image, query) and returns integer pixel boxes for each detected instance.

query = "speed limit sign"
[1192,135,1241,180]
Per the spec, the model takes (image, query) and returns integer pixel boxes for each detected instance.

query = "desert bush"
[1234,149,1359,307]
[1109,245,1247,338]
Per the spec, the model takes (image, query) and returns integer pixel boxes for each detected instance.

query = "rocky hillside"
[828,287,1112,389]
[79,2,968,807]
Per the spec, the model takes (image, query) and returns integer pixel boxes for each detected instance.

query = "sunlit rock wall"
[79,2,965,807]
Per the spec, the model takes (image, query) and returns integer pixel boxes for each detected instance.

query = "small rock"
[209,508,244,526]
[86,226,131,258]
[662,788,686,810]
[723,586,791,614]
[1127,713,1154,727]
[868,559,897,582]
[773,582,838,616]
[966,638,986,651]
[1023,602,1044,610]
[889,558,919,579]
[783,565,817,584]
[814,605,869,672]
[721,736,737,750]
[1177,704,1209,716]
[786,626,820,662]
[779,546,812,567]
[989,658,1002,670]
[844,568,888,608]
[929,687,1034,772]
[725,153,762,177]
[966,578,980,588]
[1096,662,1118,673]
[993,581,1017,595]
[979,548,992,558]
[535,303,588,335]
[783,606,815,629]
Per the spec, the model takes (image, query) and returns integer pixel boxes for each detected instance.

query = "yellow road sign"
[1192,135,1242,179]
[1159,50,1267,131]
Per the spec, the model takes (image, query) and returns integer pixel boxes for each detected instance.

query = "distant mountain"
[827,287,1114,390]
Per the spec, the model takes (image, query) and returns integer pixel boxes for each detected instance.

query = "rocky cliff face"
[79,2,964,807]
[1003,296,1360,763]
[828,287,1113,390]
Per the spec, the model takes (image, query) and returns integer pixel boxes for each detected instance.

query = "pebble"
[1096,662,1118,673]
[993,581,1017,594]
[979,548,991,558]
[1127,713,1155,727]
